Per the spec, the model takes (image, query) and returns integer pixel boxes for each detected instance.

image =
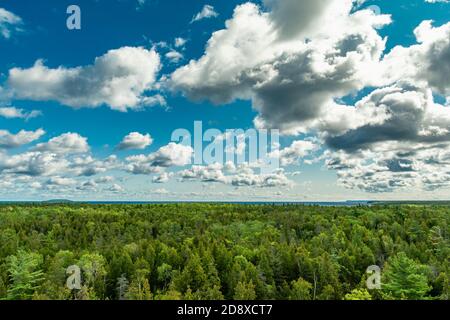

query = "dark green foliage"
[0,203,448,300]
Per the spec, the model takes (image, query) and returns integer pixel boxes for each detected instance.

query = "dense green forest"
[0,204,448,300]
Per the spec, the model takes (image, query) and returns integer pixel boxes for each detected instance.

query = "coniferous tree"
[382,252,431,300]
[6,250,44,300]
[233,281,256,300]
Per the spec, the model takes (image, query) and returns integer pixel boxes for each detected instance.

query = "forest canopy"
[0,203,448,300]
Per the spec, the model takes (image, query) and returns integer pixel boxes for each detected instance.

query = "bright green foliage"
[78,253,107,285]
[289,278,313,300]
[344,288,372,300]
[234,281,256,300]
[37,250,75,299]
[6,250,44,300]
[157,263,173,289]
[125,268,152,300]
[78,253,107,298]
[382,252,431,300]
[0,203,447,300]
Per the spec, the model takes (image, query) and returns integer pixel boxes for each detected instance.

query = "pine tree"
[233,281,256,300]
[382,252,431,300]
[116,274,129,300]
[6,250,44,300]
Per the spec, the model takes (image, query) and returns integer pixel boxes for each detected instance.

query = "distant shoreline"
[1,200,450,206]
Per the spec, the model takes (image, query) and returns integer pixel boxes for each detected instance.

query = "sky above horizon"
[0,0,450,201]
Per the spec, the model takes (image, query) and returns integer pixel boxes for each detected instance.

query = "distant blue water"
[1,200,447,206]
[35,200,373,206]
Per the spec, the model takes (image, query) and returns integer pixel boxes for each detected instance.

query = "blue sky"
[0,0,450,201]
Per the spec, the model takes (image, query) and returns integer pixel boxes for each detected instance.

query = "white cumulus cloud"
[117,132,153,150]
[0,129,45,149]
[34,132,89,154]
[8,47,162,111]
